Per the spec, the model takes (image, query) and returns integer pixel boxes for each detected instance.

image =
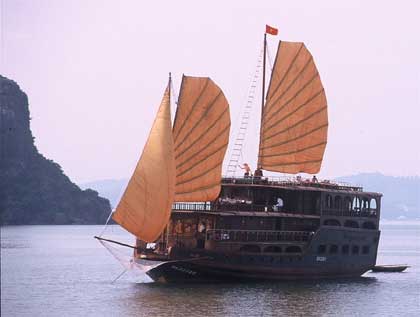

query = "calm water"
[1,221,419,317]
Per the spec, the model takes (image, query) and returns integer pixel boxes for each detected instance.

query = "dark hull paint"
[145,260,369,283]
[143,227,380,282]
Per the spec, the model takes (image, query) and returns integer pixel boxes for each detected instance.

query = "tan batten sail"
[258,41,328,174]
[112,86,175,242]
[173,76,230,202]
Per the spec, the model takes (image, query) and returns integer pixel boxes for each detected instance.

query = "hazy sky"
[2,0,419,183]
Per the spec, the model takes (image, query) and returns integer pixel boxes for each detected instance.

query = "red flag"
[266,25,278,35]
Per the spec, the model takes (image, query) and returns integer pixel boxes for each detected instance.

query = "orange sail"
[173,76,230,202]
[258,41,328,174]
[112,86,175,242]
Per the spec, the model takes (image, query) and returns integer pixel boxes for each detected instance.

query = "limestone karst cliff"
[0,75,111,225]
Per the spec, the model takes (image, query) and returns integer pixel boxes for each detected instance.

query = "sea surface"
[1,221,419,317]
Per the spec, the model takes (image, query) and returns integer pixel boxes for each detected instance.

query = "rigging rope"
[98,208,114,237]
[225,47,264,176]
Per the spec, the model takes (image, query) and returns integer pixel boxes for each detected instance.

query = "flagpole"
[257,32,267,170]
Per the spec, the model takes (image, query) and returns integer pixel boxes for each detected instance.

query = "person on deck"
[238,163,251,177]
[312,175,318,183]
[254,167,263,178]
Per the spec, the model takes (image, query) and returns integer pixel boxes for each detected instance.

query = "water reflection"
[114,277,379,316]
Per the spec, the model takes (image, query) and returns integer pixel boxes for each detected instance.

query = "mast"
[257,32,267,169]
[168,72,172,104]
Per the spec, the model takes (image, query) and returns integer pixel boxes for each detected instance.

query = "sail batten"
[260,141,327,157]
[258,41,328,174]
[263,105,327,139]
[264,75,321,126]
[173,75,230,202]
[174,92,223,148]
[175,120,230,162]
[265,55,314,114]
[176,140,229,171]
[173,78,210,142]
[176,145,228,178]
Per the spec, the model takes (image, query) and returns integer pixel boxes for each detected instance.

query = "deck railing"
[322,209,378,218]
[205,229,313,243]
[172,202,318,215]
[222,175,363,192]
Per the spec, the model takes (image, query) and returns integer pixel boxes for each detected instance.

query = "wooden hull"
[145,259,369,283]
[140,227,380,283]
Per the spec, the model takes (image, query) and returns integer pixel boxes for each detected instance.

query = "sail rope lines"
[98,208,115,237]
[226,47,264,177]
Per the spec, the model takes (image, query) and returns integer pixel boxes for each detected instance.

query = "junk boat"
[97,25,383,282]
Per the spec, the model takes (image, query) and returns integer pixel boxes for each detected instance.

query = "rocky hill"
[0,75,112,225]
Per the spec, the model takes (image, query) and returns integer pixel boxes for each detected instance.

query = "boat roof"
[221,176,382,197]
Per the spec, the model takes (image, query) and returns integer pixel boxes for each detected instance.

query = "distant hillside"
[80,179,128,208]
[335,173,420,220]
[82,173,420,219]
[0,75,112,225]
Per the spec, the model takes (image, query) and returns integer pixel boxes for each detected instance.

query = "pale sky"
[2,0,419,183]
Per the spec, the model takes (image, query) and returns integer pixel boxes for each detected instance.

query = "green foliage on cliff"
[0,75,112,225]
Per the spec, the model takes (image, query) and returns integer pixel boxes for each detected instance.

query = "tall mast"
[257,32,267,169]
[168,72,172,104]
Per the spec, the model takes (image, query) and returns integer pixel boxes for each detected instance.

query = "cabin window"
[329,245,338,254]
[334,196,342,210]
[362,197,369,211]
[264,246,282,253]
[352,197,361,212]
[325,195,333,209]
[318,245,326,254]
[362,245,370,254]
[239,245,261,253]
[370,198,377,209]
[352,245,359,255]
[370,198,377,214]
[362,221,376,230]
[344,197,352,211]
[285,246,302,253]
[344,220,359,228]
[323,219,341,226]
[342,245,350,254]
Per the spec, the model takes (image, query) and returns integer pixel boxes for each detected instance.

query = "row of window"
[318,244,370,255]
[239,244,302,254]
[325,195,378,212]
[323,219,376,229]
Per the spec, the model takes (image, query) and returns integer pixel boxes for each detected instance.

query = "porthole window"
[352,245,359,255]
[362,246,370,254]
[285,246,302,253]
[362,221,376,230]
[318,245,326,254]
[329,245,338,254]
[264,245,282,253]
[323,219,341,226]
[342,245,349,254]
[344,220,359,228]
